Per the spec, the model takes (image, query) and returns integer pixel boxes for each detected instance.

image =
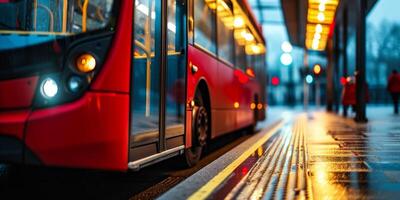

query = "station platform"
[159,107,400,200]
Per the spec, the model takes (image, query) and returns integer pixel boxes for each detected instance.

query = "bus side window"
[216,0,234,65]
[133,0,155,58]
[131,0,160,133]
[167,0,177,54]
[193,0,216,54]
[235,41,247,71]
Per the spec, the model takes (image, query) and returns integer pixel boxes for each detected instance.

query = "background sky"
[368,0,400,26]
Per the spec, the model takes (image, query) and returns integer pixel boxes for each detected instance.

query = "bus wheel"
[185,93,209,167]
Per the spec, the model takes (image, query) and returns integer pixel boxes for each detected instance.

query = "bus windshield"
[0,0,115,50]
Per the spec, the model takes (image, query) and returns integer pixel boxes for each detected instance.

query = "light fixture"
[250,103,256,110]
[317,12,325,22]
[314,33,321,40]
[312,40,319,49]
[319,4,325,11]
[245,43,265,55]
[306,75,314,84]
[68,76,83,93]
[246,68,255,77]
[316,24,323,33]
[305,0,340,51]
[281,41,293,53]
[280,53,293,66]
[40,77,59,99]
[313,64,322,75]
[76,53,96,73]
[233,17,244,28]
[234,102,240,109]
[244,32,254,42]
[251,45,260,53]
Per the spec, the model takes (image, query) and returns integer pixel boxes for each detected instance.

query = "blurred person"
[342,77,356,117]
[387,70,400,114]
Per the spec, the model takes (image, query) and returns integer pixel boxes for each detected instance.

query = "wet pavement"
[1,107,399,199]
[161,107,400,200]
[307,108,400,199]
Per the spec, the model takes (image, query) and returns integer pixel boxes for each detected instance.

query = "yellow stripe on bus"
[188,120,285,200]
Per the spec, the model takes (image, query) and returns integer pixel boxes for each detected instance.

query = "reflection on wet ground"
[199,117,309,200]
[184,108,400,200]
[307,111,400,199]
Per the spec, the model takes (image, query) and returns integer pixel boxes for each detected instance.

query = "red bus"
[0,0,267,171]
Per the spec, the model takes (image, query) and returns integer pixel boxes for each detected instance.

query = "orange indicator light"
[76,53,96,73]
[250,103,256,110]
[313,64,322,75]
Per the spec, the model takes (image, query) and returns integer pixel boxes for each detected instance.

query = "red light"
[271,77,280,86]
[340,77,347,85]
[234,69,249,84]
[241,166,249,176]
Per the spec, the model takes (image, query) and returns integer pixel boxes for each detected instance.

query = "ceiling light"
[316,24,323,33]
[317,12,325,22]
[281,41,293,53]
[233,17,244,28]
[319,4,325,11]
[312,40,319,49]
[280,53,293,66]
[314,33,321,40]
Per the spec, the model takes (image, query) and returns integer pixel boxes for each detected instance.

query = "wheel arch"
[195,79,211,114]
[193,78,212,139]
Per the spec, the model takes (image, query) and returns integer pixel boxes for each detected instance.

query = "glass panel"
[217,1,234,65]
[167,0,177,53]
[166,0,185,134]
[366,0,400,103]
[132,0,160,134]
[194,0,216,53]
[0,0,114,37]
[235,41,247,71]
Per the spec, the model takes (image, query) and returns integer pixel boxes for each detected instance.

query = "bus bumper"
[0,136,41,165]
[0,92,129,171]
[0,109,34,164]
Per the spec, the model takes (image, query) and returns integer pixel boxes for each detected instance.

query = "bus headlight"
[40,78,59,99]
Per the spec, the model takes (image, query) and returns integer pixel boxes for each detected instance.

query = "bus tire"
[185,91,209,167]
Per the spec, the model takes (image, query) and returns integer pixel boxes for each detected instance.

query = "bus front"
[0,0,129,170]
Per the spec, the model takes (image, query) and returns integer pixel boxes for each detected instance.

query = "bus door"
[130,0,186,163]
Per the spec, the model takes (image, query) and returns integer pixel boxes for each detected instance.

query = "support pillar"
[326,39,334,112]
[333,24,341,113]
[355,0,368,123]
[303,49,309,111]
[342,8,348,78]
